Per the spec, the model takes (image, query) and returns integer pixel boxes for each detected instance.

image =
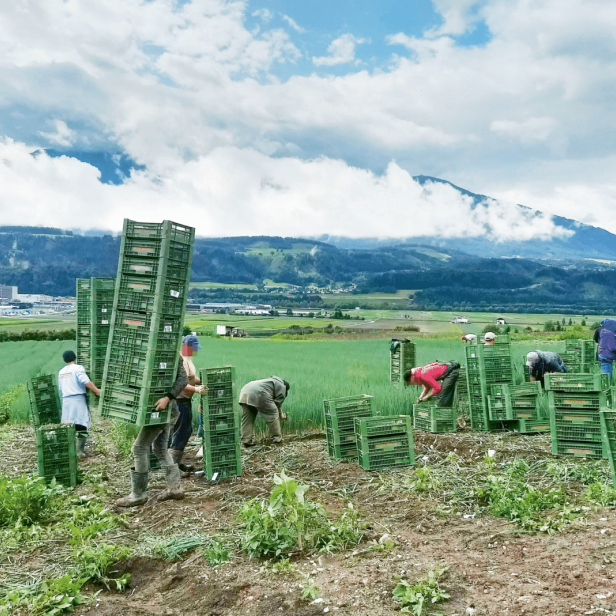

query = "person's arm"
[183,384,207,394]
[156,359,189,410]
[78,369,100,396]
[85,381,101,396]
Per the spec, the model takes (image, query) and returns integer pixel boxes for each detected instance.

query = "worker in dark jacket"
[404,361,460,407]
[597,318,616,378]
[526,350,566,386]
[117,358,188,508]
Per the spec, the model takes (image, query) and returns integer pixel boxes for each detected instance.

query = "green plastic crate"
[28,375,62,428]
[547,390,607,410]
[509,382,542,396]
[599,409,616,487]
[205,457,242,481]
[326,439,358,460]
[354,415,413,438]
[514,419,550,434]
[487,395,512,421]
[544,373,609,392]
[553,441,603,459]
[413,405,457,433]
[200,367,240,436]
[390,339,416,384]
[36,424,78,487]
[324,395,372,459]
[357,433,414,471]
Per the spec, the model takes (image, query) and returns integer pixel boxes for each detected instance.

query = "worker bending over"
[239,376,290,447]
[461,334,477,343]
[597,318,616,379]
[58,350,100,459]
[526,350,566,386]
[404,361,460,407]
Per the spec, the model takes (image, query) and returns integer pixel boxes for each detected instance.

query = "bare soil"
[2,423,616,616]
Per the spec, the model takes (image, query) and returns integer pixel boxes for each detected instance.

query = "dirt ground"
[2,424,616,616]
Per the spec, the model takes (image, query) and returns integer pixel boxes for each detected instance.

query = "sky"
[1,0,615,240]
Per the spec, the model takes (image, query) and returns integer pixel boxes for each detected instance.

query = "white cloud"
[490,117,558,143]
[0,139,570,242]
[283,15,305,33]
[38,120,76,147]
[252,8,272,22]
[313,34,366,67]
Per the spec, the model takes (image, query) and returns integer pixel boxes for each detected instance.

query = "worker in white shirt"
[57,350,100,458]
[460,334,477,343]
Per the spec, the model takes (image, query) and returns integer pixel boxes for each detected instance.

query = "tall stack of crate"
[324,395,373,460]
[390,339,416,384]
[355,415,414,471]
[76,279,92,373]
[99,220,194,427]
[465,338,515,431]
[599,409,616,488]
[36,423,78,487]
[546,373,609,459]
[565,339,598,373]
[200,366,241,480]
[413,403,457,433]
[487,382,548,433]
[27,375,61,427]
[89,278,115,388]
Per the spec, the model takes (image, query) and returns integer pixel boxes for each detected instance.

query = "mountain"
[317,176,616,260]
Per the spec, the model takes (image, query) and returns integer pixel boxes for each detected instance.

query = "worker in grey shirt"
[239,376,290,447]
[526,350,566,386]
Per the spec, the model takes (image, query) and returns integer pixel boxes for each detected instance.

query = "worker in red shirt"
[404,361,460,407]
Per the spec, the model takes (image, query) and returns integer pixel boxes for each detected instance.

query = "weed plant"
[0,475,65,528]
[238,470,365,559]
[393,568,449,615]
[0,575,85,616]
[74,544,131,591]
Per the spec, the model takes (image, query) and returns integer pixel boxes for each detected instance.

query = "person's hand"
[194,385,208,395]
[155,396,170,411]
[415,397,423,404]
[95,387,101,397]
[280,411,288,420]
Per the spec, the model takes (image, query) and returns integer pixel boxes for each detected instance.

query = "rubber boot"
[76,435,88,459]
[169,448,191,478]
[116,470,148,508]
[158,464,185,502]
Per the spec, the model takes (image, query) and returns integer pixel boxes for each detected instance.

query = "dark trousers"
[434,363,460,408]
[170,399,193,451]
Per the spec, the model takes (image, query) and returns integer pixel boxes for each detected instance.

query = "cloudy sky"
[1,0,615,240]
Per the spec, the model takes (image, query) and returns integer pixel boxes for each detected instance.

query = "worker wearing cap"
[239,376,290,447]
[461,334,477,343]
[526,350,566,385]
[484,332,496,345]
[57,350,101,459]
[404,361,460,407]
[169,334,207,476]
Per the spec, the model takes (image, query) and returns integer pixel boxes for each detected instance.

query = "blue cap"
[182,334,202,349]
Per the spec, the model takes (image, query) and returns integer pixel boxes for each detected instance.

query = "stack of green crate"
[201,366,241,480]
[413,403,457,433]
[390,339,416,384]
[487,382,548,433]
[355,415,414,471]
[36,423,78,487]
[599,409,616,488]
[454,367,469,416]
[559,350,581,373]
[90,278,115,388]
[76,278,92,373]
[99,220,194,427]
[324,395,373,460]
[27,374,62,427]
[565,339,598,373]
[546,373,609,459]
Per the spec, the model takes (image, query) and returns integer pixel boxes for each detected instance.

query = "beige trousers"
[240,403,282,444]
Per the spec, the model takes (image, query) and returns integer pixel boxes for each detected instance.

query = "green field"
[0,314,75,334]
[319,290,413,307]
[0,337,566,429]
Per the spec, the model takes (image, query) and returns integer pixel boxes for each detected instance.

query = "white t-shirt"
[463,334,477,342]
[58,363,90,397]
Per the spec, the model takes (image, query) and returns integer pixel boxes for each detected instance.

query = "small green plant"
[142,533,210,560]
[584,482,616,507]
[74,544,131,591]
[0,575,85,616]
[66,498,120,545]
[203,537,230,566]
[392,569,449,615]
[300,574,319,600]
[269,557,297,574]
[0,474,64,528]
[238,471,364,559]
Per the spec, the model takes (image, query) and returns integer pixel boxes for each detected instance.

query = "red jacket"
[411,362,448,394]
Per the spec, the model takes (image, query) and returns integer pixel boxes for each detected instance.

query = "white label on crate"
[170,289,180,298]
[211,472,219,481]
[218,390,224,397]
[101,320,109,325]
[159,362,167,369]
[102,308,107,313]
[164,325,173,332]
[151,412,160,419]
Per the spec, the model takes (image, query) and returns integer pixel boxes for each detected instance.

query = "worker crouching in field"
[58,350,101,459]
[239,376,290,448]
[117,359,188,508]
[526,350,566,386]
[461,334,477,343]
[404,361,460,407]
[169,335,207,477]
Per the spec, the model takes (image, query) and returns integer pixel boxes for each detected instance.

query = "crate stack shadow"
[200,366,242,480]
[99,220,194,430]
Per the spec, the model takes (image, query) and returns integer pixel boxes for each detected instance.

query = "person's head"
[403,368,417,386]
[63,350,76,364]
[526,351,539,367]
[461,335,467,342]
[484,332,496,345]
[181,334,202,357]
[283,380,291,396]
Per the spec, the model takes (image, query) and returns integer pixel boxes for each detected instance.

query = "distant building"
[496,318,506,325]
[0,285,17,303]
[451,316,468,324]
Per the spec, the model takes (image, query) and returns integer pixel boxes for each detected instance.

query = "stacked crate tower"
[75,278,92,374]
[200,366,242,480]
[324,395,373,460]
[99,220,194,427]
[390,339,416,384]
[546,373,609,459]
[465,334,515,431]
[27,374,62,427]
[564,339,598,373]
[89,278,115,390]
[487,381,548,434]
[355,415,415,471]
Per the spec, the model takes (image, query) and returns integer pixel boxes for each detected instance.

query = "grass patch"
[393,568,449,615]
